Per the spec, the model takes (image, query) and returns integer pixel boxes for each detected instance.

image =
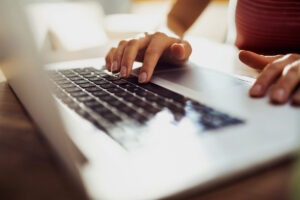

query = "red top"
[235,0,300,54]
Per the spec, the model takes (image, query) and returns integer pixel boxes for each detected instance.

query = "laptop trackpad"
[152,62,251,93]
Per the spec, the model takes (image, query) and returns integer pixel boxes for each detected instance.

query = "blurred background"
[21,0,229,63]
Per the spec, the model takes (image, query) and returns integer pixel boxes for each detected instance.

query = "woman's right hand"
[105,32,192,83]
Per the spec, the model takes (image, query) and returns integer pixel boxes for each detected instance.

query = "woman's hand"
[105,32,192,83]
[239,50,300,105]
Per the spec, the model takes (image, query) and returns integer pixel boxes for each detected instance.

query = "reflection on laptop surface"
[0,0,299,199]
[48,67,244,149]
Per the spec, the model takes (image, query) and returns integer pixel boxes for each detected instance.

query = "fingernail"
[250,84,262,96]
[273,88,285,102]
[138,72,147,83]
[112,61,118,71]
[120,66,127,77]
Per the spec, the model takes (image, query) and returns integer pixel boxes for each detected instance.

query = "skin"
[105,0,209,82]
[105,0,300,106]
[239,51,300,105]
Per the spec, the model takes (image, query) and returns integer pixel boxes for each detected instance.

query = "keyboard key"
[85,87,102,92]
[118,104,135,114]
[70,91,88,98]
[61,83,76,89]
[87,76,102,82]
[92,90,110,97]
[56,79,71,85]
[129,112,148,123]
[114,91,130,98]
[65,87,82,93]
[77,96,94,102]
[94,106,112,115]
[74,79,89,84]
[103,76,120,81]
[93,80,108,85]
[119,83,136,90]
[142,105,161,115]
[99,83,116,89]
[107,87,124,94]
[103,112,121,123]
[84,100,102,109]
[78,83,95,88]
[64,73,78,78]
[100,94,117,103]
[107,99,125,107]
[113,79,128,85]
[130,99,149,108]
[69,76,83,81]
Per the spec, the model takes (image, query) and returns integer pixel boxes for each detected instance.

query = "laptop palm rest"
[152,62,250,93]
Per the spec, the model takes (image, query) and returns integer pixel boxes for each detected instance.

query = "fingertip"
[238,50,246,60]
[238,50,255,65]
[120,66,127,77]
[138,71,148,83]
[170,43,186,61]
[249,84,264,97]
[171,43,184,60]
[270,88,287,104]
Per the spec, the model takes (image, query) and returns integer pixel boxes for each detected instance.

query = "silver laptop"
[1,0,299,199]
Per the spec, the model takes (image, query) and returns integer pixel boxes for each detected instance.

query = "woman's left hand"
[239,50,300,105]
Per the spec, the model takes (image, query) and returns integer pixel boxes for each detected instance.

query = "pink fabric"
[235,0,300,54]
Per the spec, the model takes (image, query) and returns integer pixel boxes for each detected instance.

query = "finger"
[291,86,300,106]
[239,50,282,70]
[249,54,299,97]
[105,47,116,71]
[162,41,192,64]
[138,33,180,83]
[112,40,128,72]
[270,62,300,104]
[120,37,150,78]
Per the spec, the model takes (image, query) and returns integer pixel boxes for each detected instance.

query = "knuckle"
[111,47,117,51]
[152,32,167,39]
[266,63,282,72]
[118,40,127,47]
[127,39,138,47]
[284,53,300,61]
[287,65,299,74]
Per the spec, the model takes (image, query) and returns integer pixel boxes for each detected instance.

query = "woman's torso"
[229,0,300,54]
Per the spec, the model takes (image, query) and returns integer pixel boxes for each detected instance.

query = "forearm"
[167,0,211,37]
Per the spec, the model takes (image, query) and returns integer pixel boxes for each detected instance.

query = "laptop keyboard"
[48,67,244,147]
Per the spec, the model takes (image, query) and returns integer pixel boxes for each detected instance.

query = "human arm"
[167,0,211,37]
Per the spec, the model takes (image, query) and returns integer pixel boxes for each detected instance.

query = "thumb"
[166,41,192,63]
[238,50,282,70]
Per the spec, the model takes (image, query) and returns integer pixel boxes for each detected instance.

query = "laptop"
[1,0,299,199]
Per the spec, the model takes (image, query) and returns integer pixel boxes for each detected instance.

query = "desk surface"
[0,77,295,200]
